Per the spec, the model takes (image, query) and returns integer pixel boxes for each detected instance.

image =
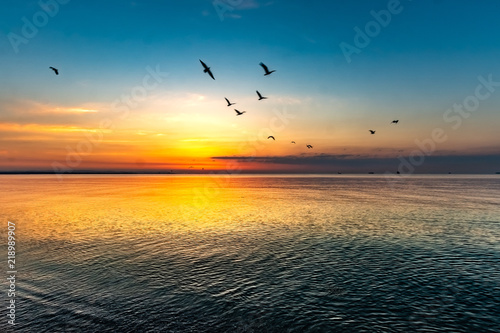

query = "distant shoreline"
[0,171,174,175]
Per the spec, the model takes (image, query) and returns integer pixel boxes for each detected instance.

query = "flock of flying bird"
[198,60,400,150]
[47,62,400,153]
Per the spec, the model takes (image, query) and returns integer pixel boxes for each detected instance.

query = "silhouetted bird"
[49,67,59,75]
[225,98,235,106]
[268,136,275,140]
[199,60,215,80]
[259,62,275,76]
[307,145,313,149]
[291,141,296,144]
[256,90,267,100]
[369,130,376,134]
[391,120,399,124]
[234,109,246,116]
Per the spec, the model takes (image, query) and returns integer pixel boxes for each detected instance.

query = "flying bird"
[256,90,267,100]
[369,130,376,134]
[268,136,275,140]
[291,141,296,144]
[49,67,59,75]
[259,62,276,76]
[225,98,235,107]
[306,145,313,149]
[391,120,399,124]
[199,59,215,80]
[234,109,246,116]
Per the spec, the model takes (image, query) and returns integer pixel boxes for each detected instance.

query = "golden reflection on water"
[0,175,499,245]
[1,175,285,242]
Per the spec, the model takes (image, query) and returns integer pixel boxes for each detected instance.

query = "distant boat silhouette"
[368,172,374,174]
[234,109,246,116]
[259,62,276,76]
[369,130,376,134]
[49,67,59,75]
[225,98,235,106]
[268,136,275,140]
[256,90,267,100]
[337,172,342,174]
[391,120,399,124]
[199,59,215,80]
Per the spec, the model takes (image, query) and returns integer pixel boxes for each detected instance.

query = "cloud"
[0,98,103,126]
[226,13,242,19]
[211,153,500,173]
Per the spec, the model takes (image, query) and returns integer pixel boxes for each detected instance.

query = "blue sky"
[0,0,499,173]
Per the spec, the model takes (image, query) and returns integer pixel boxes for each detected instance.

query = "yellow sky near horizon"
[0,90,499,172]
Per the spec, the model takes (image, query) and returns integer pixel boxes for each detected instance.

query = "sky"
[0,0,499,173]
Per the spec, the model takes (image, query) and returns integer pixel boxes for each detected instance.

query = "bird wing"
[260,62,269,73]
[225,98,230,104]
[256,90,262,98]
[207,69,215,80]
[199,60,208,70]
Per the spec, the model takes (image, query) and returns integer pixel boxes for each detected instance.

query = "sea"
[0,175,499,332]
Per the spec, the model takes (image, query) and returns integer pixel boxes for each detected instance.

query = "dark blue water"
[1,175,499,332]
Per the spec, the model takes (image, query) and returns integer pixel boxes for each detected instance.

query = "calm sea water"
[0,175,499,332]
